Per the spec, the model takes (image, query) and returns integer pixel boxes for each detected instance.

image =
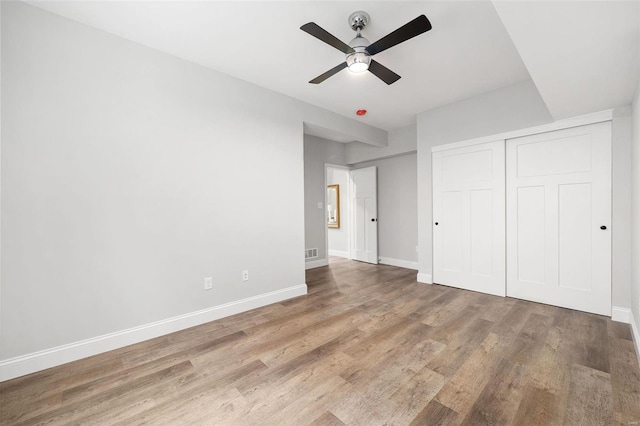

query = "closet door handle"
[435,222,439,226]
[600,225,607,230]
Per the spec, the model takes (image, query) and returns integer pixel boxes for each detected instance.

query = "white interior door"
[433,140,506,296]
[350,166,378,264]
[506,122,611,316]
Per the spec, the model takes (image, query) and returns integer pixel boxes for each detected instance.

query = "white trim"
[325,163,352,264]
[379,257,418,270]
[417,272,433,284]
[612,306,631,323]
[0,284,307,381]
[431,109,614,153]
[324,165,329,266]
[630,310,640,369]
[305,258,329,269]
[328,249,349,258]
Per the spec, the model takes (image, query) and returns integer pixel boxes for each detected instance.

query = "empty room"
[1,0,640,425]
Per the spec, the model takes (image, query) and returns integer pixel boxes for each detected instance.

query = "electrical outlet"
[204,277,213,290]
[242,270,249,281]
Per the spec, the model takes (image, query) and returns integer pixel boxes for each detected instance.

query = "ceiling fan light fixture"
[346,34,371,73]
[346,52,371,73]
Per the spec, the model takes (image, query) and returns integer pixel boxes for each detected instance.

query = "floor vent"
[305,248,318,259]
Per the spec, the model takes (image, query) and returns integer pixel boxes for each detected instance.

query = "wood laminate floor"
[2,258,639,425]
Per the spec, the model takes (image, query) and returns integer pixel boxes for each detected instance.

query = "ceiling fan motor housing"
[348,11,370,31]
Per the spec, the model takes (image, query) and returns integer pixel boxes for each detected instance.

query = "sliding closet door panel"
[516,134,593,176]
[506,121,611,316]
[516,186,546,284]
[441,191,463,272]
[470,189,493,277]
[433,140,505,297]
[558,183,592,291]
[442,150,493,182]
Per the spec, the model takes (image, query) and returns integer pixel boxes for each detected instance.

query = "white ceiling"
[494,0,640,120]
[25,1,640,132]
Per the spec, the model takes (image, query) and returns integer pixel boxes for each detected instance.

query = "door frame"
[324,163,352,262]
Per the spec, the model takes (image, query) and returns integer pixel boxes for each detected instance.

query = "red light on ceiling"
[356,109,367,116]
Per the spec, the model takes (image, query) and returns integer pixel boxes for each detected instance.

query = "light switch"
[317,202,323,209]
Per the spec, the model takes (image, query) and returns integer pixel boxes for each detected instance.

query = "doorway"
[326,165,350,261]
[324,165,379,265]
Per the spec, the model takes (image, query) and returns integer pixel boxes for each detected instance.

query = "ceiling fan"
[300,11,432,85]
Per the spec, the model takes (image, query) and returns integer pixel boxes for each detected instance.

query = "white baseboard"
[0,284,308,382]
[630,310,640,369]
[328,250,349,258]
[417,272,433,284]
[305,258,329,269]
[379,257,418,270]
[612,306,631,323]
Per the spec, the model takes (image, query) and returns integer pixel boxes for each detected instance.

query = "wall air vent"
[305,248,318,259]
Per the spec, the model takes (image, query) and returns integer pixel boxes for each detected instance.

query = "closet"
[432,117,612,316]
[432,141,505,297]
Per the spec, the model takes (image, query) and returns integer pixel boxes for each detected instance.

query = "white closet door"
[506,122,611,316]
[433,141,505,296]
[350,166,378,264]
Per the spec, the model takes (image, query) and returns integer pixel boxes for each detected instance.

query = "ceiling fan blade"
[366,15,432,56]
[309,62,348,84]
[368,60,401,85]
[300,22,354,54]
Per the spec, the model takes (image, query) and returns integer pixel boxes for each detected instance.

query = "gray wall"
[306,139,418,268]
[1,1,303,359]
[303,135,345,267]
[631,30,640,336]
[346,124,416,165]
[353,153,418,267]
[0,2,383,364]
[327,166,350,257]
[612,109,633,313]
